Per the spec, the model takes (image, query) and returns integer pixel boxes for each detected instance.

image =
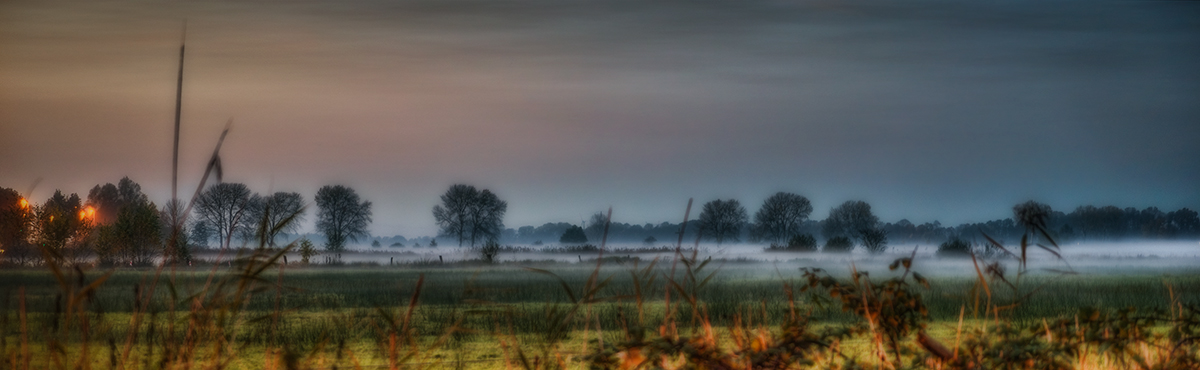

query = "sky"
[2,0,1198,237]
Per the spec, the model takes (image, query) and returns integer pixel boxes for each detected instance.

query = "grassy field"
[3,252,1199,369]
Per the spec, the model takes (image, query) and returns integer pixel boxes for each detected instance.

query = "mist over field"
[3,1,1200,367]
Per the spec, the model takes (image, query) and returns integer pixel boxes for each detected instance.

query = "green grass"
[2,259,1199,369]
[4,263,1197,337]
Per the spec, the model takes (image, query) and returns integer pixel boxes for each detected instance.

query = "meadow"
[2,245,1199,369]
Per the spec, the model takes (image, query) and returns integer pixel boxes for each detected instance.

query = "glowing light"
[18,197,28,209]
[80,206,96,220]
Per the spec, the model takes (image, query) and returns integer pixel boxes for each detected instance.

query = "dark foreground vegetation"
[2,238,1199,369]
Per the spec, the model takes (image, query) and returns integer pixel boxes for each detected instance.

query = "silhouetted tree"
[559,226,588,244]
[35,190,84,254]
[751,192,813,244]
[698,199,747,245]
[468,189,507,246]
[195,183,254,250]
[937,237,973,258]
[433,184,473,246]
[189,220,213,248]
[315,185,372,253]
[159,199,190,263]
[95,200,161,266]
[86,177,148,226]
[860,227,889,254]
[584,212,608,241]
[1013,200,1054,242]
[0,188,36,265]
[822,200,880,246]
[247,192,306,247]
[432,184,506,247]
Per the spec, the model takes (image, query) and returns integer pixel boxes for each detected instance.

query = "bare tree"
[467,189,507,246]
[751,192,813,244]
[159,199,190,262]
[433,184,474,246]
[194,182,253,250]
[699,199,747,245]
[433,184,506,247]
[315,185,372,253]
[246,192,306,247]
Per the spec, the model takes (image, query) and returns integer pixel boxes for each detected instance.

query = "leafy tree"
[35,190,84,254]
[559,225,588,244]
[371,240,381,248]
[86,177,149,225]
[0,188,36,265]
[643,236,657,246]
[822,200,880,245]
[698,199,747,245]
[1166,208,1199,237]
[315,185,372,253]
[194,183,253,250]
[95,201,161,266]
[432,184,507,247]
[189,220,213,248]
[751,192,813,244]
[297,238,319,264]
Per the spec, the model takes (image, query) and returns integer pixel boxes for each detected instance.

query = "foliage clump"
[766,233,817,252]
[823,236,854,253]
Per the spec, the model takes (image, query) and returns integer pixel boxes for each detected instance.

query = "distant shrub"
[823,236,854,253]
[765,234,817,252]
[643,236,657,245]
[542,244,600,253]
[389,242,404,248]
[937,237,973,257]
[478,240,501,263]
[371,240,381,248]
[559,226,588,244]
[532,240,543,246]
[610,245,674,253]
[788,234,818,251]
[861,228,888,254]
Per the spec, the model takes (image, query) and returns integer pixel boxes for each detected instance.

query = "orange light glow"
[18,197,29,209]
[80,206,96,220]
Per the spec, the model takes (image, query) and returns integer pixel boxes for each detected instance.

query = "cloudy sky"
[2,0,1198,237]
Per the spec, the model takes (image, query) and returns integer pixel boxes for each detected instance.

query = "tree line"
[0,178,372,266]
[4,178,1198,266]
